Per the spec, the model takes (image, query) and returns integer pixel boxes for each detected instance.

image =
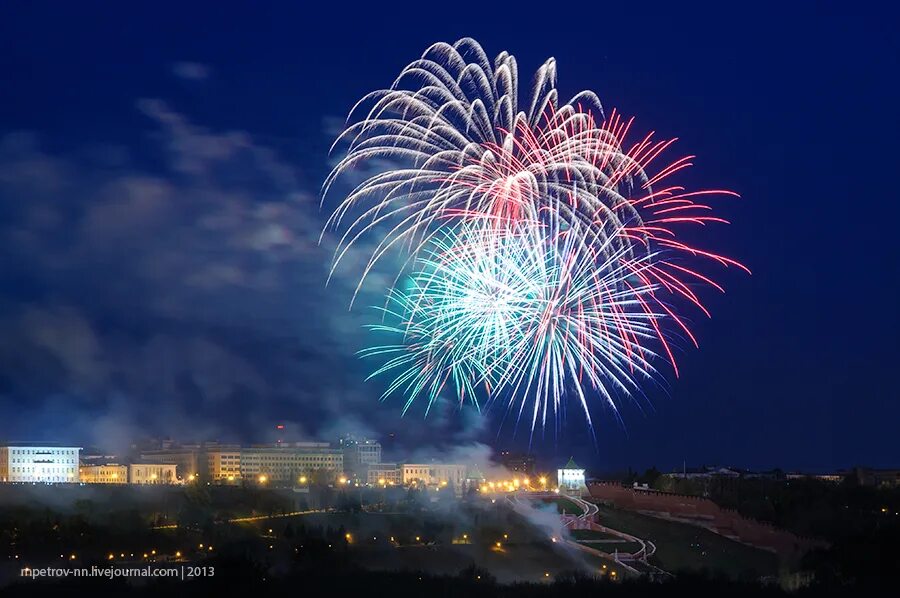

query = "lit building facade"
[402,463,467,491]
[79,464,127,484]
[0,445,80,483]
[207,449,241,482]
[240,443,343,485]
[557,457,587,494]
[129,463,178,485]
[366,463,402,485]
[139,447,201,481]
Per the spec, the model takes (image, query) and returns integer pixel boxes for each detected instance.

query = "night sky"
[0,3,897,472]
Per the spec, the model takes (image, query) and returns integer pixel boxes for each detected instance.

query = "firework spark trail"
[361,220,666,434]
[324,38,747,433]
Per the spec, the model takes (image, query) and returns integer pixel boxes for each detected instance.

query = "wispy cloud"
[0,100,473,450]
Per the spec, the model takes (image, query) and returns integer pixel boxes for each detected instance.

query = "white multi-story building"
[128,463,178,485]
[366,463,402,485]
[340,437,382,477]
[241,443,343,485]
[0,445,81,483]
[139,446,201,481]
[402,463,467,492]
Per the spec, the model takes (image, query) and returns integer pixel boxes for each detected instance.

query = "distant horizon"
[3,436,892,477]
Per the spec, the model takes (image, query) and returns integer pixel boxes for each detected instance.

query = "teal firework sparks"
[361,220,665,434]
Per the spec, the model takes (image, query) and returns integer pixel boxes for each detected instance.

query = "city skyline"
[0,4,896,474]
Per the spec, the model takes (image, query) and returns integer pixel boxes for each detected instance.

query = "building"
[240,443,343,485]
[128,463,178,485]
[664,466,743,480]
[402,463,467,492]
[139,446,201,481]
[557,457,587,494]
[499,451,536,477]
[785,472,844,483]
[366,463,402,485]
[340,436,382,478]
[0,444,81,483]
[847,467,900,488]
[79,464,127,484]
[206,449,241,483]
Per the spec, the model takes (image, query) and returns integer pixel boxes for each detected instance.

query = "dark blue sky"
[0,3,897,472]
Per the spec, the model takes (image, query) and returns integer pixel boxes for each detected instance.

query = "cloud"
[171,62,211,81]
[0,100,489,453]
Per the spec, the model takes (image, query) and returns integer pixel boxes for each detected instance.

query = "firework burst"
[362,219,666,435]
[324,38,747,433]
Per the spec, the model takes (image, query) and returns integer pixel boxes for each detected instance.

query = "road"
[514,491,670,580]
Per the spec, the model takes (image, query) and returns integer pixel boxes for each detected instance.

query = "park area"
[591,502,778,579]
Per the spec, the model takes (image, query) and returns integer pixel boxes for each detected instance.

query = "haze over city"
[0,2,897,596]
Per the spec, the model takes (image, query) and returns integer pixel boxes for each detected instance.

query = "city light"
[258,475,268,484]
[299,476,307,484]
